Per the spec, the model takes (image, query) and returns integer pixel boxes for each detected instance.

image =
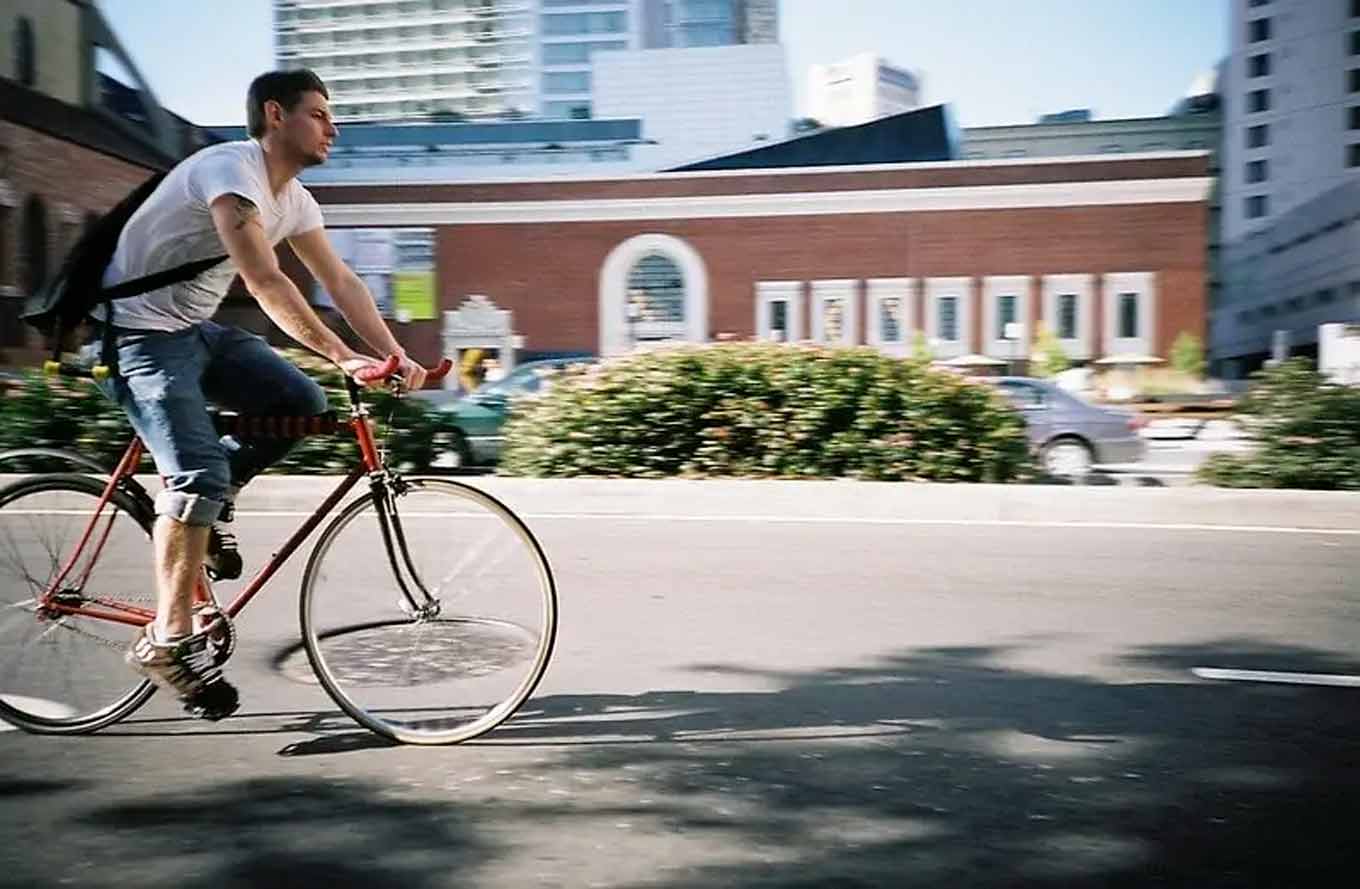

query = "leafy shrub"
[498,343,1033,482]
[1170,332,1206,379]
[0,349,463,475]
[1030,323,1070,378]
[1197,358,1360,490]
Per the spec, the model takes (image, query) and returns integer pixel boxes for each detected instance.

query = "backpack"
[22,169,227,375]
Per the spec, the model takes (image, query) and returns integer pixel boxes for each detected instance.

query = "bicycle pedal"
[183,683,240,721]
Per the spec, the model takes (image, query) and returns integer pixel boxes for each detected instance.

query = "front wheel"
[299,477,557,745]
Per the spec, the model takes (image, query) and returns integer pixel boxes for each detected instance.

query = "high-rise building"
[1211,0,1360,374]
[274,0,538,122]
[275,1,778,123]
[806,53,922,128]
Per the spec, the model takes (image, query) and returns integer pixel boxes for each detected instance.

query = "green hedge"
[1197,359,1360,490]
[0,350,460,475]
[498,343,1033,482]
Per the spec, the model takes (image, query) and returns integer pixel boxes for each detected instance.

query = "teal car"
[411,357,593,467]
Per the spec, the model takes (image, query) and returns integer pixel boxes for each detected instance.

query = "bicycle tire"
[298,477,557,745]
[0,474,157,734]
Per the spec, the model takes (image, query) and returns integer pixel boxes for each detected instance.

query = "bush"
[1196,358,1360,490]
[0,349,464,475]
[1030,323,1070,378]
[498,343,1034,482]
[1170,332,1206,379]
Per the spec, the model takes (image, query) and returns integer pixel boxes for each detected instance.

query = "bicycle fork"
[369,476,440,620]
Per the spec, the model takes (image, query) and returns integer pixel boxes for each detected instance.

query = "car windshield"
[473,365,555,399]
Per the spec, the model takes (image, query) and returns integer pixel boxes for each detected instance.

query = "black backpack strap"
[102,254,228,300]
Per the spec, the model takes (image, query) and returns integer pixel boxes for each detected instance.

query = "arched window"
[625,253,685,324]
[22,196,48,294]
[14,18,36,87]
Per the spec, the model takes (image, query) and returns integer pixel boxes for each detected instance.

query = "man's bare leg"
[153,516,210,639]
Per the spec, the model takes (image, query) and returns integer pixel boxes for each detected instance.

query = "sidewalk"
[229,475,1360,533]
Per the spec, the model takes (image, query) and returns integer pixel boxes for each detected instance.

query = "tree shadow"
[474,640,1360,887]
[71,776,495,889]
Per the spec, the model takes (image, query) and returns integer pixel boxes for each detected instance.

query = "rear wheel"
[0,474,157,733]
[1042,437,1094,477]
[299,477,557,745]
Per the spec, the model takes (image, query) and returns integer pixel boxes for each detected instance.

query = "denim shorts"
[84,321,329,526]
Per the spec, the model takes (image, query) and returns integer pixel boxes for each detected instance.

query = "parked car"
[988,376,1146,476]
[411,357,595,467]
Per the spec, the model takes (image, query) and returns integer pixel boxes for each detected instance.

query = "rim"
[300,477,556,745]
[1045,441,1092,477]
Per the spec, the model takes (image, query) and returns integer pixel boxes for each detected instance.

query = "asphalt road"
[1,482,1357,888]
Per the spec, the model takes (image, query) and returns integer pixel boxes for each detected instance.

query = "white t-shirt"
[99,139,324,331]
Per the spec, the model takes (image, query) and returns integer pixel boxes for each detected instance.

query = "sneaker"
[126,626,240,721]
[205,524,242,581]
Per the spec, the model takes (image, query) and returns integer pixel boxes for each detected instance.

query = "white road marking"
[4,511,1356,536]
[1192,668,1360,688]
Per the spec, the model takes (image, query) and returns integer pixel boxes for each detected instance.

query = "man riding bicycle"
[87,69,427,720]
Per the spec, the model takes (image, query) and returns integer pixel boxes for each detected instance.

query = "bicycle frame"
[35,386,411,628]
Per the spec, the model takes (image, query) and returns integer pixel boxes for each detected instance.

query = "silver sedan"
[991,377,1146,476]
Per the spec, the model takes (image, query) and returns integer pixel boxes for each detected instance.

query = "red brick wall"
[414,200,1205,359]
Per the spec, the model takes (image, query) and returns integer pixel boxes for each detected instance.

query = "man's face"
[273,90,337,167]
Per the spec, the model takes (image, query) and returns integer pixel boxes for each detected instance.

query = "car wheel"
[433,430,474,471]
[1042,437,1093,477]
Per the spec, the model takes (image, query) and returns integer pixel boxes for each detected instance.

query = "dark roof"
[668,104,959,172]
[0,75,175,170]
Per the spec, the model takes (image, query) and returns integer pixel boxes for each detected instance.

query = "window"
[13,17,35,86]
[1349,143,1360,167]
[541,11,627,36]
[1117,293,1139,339]
[1354,0,1360,17]
[1247,124,1270,148]
[821,298,846,342]
[937,296,958,341]
[1057,294,1078,340]
[21,196,48,294]
[998,381,1046,409]
[1248,53,1271,77]
[543,71,589,94]
[1248,18,1271,42]
[1350,106,1360,129]
[1248,0,1269,6]
[1246,159,1269,183]
[1246,194,1270,218]
[996,294,1017,339]
[626,254,684,324]
[542,41,625,65]
[543,100,591,118]
[1248,88,1271,113]
[1352,31,1360,55]
[768,300,788,341]
[1351,69,1360,93]
[879,297,903,343]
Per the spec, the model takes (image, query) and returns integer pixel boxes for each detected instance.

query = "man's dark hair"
[246,69,329,138]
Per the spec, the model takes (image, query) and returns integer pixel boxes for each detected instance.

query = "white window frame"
[866,278,915,357]
[810,279,859,346]
[755,280,803,343]
[1041,274,1095,360]
[1103,271,1157,357]
[982,275,1032,360]
[598,233,708,356]
[924,277,974,358]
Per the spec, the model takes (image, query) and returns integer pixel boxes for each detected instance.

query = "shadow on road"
[10,639,1359,887]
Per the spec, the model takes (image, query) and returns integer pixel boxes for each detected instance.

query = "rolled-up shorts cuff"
[155,490,226,527]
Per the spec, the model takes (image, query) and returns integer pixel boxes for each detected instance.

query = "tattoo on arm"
[231,196,260,231]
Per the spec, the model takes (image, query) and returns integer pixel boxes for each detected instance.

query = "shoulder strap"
[101,254,229,300]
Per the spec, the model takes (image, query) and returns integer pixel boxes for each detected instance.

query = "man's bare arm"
[209,195,357,365]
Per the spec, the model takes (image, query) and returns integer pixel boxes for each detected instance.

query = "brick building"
[298,152,1211,378]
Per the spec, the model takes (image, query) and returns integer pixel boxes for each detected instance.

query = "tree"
[911,330,933,363]
[1030,323,1070,378]
[1171,332,1206,378]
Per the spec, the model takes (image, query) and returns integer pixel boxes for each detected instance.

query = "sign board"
[314,227,437,321]
[1319,323,1360,385]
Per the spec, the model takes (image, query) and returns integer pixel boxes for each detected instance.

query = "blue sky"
[97,0,1227,128]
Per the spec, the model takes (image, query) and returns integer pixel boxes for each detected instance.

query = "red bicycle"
[0,356,558,745]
